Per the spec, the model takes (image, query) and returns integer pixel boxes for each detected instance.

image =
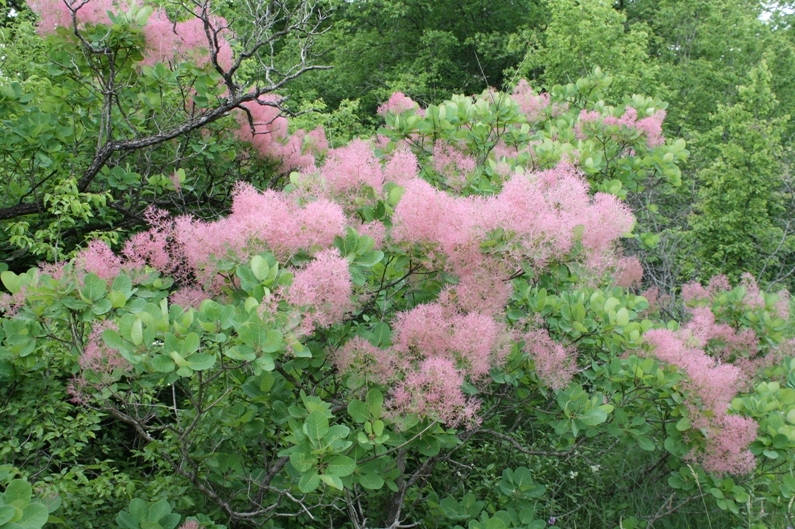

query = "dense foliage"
[1,1,795,529]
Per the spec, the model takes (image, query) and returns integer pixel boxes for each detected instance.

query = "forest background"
[0,0,795,528]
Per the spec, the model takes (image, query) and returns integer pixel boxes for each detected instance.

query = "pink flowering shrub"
[5,73,792,528]
[392,162,634,288]
[142,10,233,69]
[390,357,480,426]
[432,141,477,190]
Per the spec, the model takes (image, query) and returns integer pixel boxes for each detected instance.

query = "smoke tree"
[1,3,795,529]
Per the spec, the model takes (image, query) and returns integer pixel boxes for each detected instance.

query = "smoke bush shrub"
[1,16,794,526]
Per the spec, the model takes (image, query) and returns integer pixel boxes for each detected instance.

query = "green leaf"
[370,322,392,347]
[290,452,316,473]
[578,407,607,426]
[116,511,137,529]
[326,456,356,477]
[250,255,270,281]
[615,307,630,326]
[303,411,330,445]
[130,318,143,346]
[256,354,275,372]
[16,503,49,529]
[366,389,384,416]
[298,471,320,493]
[0,505,17,525]
[111,274,132,293]
[1,271,22,294]
[187,353,215,371]
[347,400,369,423]
[129,498,149,523]
[224,345,256,361]
[181,333,200,355]
[636,436,655,451]
[151,355,175,373]
[319,474,344,490]
[357,472,384,490]
[81,273,107,302]
[146,499,172,523]
[4,479,32,503]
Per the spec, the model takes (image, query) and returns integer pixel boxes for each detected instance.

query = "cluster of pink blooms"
[75,182,351,335]
[377,92,424,117]
[77,239,123,281]
[235,97,329,173]
[644,275,791,475]
[392,162,634,314]
[432,140,477,190]
[28,0,233,70]
[142,10,233,69]
[59,85,661,430]
[523,328,578,390]
[613,256,644,288]
[337,300,509,425]
[28,0,122,35]
[645,326,757,475]
[67,319,130,402]
[511,80,551,122]
[576,107,666,147]
[286,249,353,331]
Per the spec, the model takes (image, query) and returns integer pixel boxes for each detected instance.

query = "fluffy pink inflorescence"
[644,327,757,474]
[178,520,201,529]
[174,183,346,278]
[28,0,122,35]
[377,92,422,116]
[170,286,210,310]
[336,300,508,425]
[286,249,353,331]
[335,336,400,384]
[700,414,758,475]
[576,107,667,147]
[432,141,477,190]
[389,357,479,426]
[142,10,234,70]
[636,110,667,147]
[320,139,385,196]
[391,303,506,379]
[383,148,419,187]
[391,162,634,311]
[29,0,235,71]
[122,185,347,289]
[613,256,644,288]
[76,240,122,281]
[78,320,128,375]
[524,329,577,390]
[511,80,551,122]
[236,97,325,173]
[122,207,176,274]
